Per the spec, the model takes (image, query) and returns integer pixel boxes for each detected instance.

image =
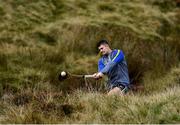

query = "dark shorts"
[109,83,129,94]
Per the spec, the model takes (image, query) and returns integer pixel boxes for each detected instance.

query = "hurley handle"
[83,75,94,78]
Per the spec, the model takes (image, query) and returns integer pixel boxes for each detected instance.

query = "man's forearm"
[100,61,116,74]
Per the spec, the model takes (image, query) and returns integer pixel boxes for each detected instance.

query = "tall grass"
[1,84,180,123]
[0,0,179,123]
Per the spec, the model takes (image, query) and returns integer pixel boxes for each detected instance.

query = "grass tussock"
[1,85,180,124]
[142,65,180,94]
[0,0,179,123]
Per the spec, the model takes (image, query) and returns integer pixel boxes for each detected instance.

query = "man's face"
[98,44,109,55]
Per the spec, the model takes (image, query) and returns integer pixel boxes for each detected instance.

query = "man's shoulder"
[112,49,124,54]
[98,56,107,63]
[112,49,121,51]
[111,49,121,55]
[112,49,120,53]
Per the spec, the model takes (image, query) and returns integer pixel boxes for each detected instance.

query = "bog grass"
[1,83,180,123]
[0,0,179,123]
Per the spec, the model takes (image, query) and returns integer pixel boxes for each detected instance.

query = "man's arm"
[98,58,105,72]
[93,58,105,79]
[100,49,124,74]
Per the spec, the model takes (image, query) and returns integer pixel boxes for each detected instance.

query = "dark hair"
[96,39,109,48]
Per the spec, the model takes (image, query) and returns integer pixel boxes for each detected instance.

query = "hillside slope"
[0,0,179,123]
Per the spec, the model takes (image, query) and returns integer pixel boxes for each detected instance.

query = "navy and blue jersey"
[98,49,130,87]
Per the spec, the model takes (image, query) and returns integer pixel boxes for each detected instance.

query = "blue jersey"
[98,49,130,87]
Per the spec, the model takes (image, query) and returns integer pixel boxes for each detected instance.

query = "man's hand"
[92,72,104,79]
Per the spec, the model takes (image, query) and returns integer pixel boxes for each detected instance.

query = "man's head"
[97,39,112,55]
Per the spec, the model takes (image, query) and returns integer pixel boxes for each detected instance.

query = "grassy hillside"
[0,0,179,123]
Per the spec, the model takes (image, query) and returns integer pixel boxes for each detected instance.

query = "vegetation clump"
[0,0,179,123]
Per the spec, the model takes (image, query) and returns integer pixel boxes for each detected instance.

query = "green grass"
[0,0,179,123]
[1,85,180,123]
